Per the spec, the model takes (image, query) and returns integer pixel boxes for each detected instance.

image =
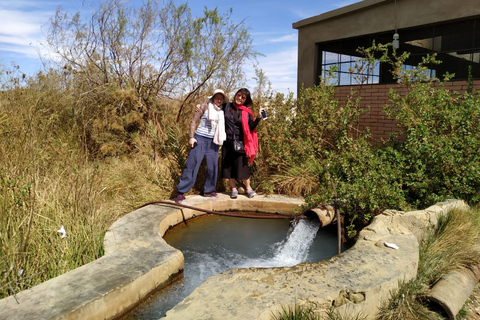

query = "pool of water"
[121,214,342,320]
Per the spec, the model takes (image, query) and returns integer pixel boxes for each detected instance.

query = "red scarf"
[238,106,258,165]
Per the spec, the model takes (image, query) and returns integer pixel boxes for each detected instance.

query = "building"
[293,0,480,142]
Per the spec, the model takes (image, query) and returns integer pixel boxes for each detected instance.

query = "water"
[122,215,340,320]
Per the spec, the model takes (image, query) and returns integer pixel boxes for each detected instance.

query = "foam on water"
[123,218,325,320]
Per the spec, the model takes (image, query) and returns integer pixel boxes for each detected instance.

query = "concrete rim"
[0,193,304,320]
[0,195,468,320]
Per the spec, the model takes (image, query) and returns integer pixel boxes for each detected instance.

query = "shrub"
[272,44,480,238]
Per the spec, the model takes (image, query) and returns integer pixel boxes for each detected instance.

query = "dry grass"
[418,208,480,286]
[271,305,322,320]
[268,161,320,196]
[0,153,173,298]
[0,87,173,298]
[377,207,480,320]
[270,305,368,320]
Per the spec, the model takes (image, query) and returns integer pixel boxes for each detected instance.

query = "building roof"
[292,0,388,29]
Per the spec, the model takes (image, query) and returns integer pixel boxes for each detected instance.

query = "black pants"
[221,140,250,180]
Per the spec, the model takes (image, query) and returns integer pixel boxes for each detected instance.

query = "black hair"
[234,88,253,108]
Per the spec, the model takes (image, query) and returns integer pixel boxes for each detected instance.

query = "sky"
[0,0,360,95]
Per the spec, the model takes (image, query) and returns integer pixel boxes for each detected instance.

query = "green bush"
[256,72,409,237]
[257,43,480,239]
[385,85,480,207]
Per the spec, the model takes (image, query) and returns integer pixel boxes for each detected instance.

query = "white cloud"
[0,4,55,62]
[0,11,42,36]
[246,45,298,96]
[270,33,297,43]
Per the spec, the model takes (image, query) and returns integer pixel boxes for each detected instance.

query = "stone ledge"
[0,193,303,320]
[0,196,466,320]
[161,199,468,320]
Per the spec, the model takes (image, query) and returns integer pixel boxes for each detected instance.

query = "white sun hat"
[208,89,228,102]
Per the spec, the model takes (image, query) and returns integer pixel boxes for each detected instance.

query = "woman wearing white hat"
[175,89,227,203]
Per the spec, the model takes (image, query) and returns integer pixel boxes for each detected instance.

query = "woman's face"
[234,92,247,107]
[212,93,224,107]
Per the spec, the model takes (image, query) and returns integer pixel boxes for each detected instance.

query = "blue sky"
[0,0,360,95]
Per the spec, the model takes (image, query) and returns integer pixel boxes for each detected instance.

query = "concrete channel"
[0,195,469,320]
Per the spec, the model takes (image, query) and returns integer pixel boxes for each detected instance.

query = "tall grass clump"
[271,305,321,320]
[0,73,106,297]
[0,69,174,299]
[270,304,367,320]
[376,206,480,320]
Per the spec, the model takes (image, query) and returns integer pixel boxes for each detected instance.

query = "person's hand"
[257,110,262,119]
[195,104,201,113]
[189,138,197,148]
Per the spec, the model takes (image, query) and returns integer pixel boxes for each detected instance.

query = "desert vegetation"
[1,3,480,320]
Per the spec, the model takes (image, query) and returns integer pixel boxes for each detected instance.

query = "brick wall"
[334,80,480,144]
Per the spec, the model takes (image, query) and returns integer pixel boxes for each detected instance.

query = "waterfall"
[270,218,321,265]
[238,218,321,268]
[124,217,327,320]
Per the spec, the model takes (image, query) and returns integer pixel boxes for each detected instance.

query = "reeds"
[0,86,172,298]
[271,305,367,320]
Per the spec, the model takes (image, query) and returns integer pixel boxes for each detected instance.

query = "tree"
[45,0,256,120]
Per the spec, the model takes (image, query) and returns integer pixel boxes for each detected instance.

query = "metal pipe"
[136,200,305,220]
[326,175,343,254]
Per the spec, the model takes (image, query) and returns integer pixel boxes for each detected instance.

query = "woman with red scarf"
[221,88,262,198]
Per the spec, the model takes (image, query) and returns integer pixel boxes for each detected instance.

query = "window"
[317,18,480,86]
[322,51,380,85]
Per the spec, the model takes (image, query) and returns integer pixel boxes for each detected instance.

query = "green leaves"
[385,82,480,207]
[257,43,480,239]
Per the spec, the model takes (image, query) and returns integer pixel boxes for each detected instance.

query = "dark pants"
[221,139,250,180]
[177,134,219,194]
